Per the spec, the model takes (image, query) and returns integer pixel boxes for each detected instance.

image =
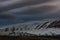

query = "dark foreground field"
[0,36,60,40]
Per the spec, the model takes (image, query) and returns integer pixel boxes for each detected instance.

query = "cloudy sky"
[0,0,60,25]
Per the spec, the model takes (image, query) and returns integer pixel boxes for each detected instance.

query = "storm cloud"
[0,0,60,25]
[0,13,16,20]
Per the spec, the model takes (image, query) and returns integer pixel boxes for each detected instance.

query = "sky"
[0,0,60,25]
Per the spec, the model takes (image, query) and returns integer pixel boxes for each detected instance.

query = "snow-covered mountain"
[0,19,60,36]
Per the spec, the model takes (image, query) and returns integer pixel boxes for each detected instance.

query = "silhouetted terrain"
[0,36,60,40]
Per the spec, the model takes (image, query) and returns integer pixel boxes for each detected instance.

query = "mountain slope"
[0,19,60,36]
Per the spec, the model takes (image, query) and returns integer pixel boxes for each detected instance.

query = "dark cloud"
[0,0,60,25]
[0,0,51,12]
[0,0,7,2]
[0,14,16,20]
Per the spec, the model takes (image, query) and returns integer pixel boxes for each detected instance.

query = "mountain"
[0,19,60,36]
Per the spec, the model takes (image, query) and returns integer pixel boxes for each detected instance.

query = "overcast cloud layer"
[0,0,60,25]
